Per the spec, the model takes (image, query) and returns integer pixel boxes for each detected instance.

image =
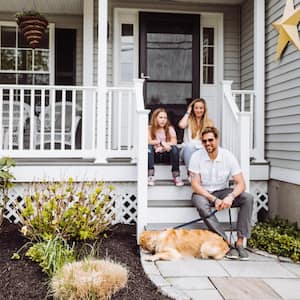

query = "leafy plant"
[248,217,300,262]
[18,178,115,241]
[0,157,16,223]
[26,235,75,276]
[15,10,45,20]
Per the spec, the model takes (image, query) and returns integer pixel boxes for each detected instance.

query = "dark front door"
[139,12,200,142]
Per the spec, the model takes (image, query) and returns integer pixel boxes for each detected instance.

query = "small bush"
[248,217,300,262]
[51,258,128,300]
[18,178,115,241]
[26,235,75,276]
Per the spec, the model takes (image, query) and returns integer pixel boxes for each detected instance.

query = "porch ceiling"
[0,0,82,15]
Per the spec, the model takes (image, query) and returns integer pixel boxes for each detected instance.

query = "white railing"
[0,82,144,162]
[222,81,252,190]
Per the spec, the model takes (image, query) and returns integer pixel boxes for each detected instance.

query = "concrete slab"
[264,278,300,300]
[211,277,281,300]
[184,289,224,300]
[219,261,297,278]
[165,277,214,290]
[280,263,300,277]
[156,259,229,277]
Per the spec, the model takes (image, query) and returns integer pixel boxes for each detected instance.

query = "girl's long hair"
[188,98,210,139]
[149,108,172,142]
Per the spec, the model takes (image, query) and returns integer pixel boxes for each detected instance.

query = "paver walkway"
[140,250,300,300]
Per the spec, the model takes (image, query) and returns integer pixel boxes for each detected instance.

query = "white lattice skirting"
[1,181,268,225]
[1,182,137,225]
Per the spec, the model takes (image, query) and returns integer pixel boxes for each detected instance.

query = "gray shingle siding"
[265,0,300,172]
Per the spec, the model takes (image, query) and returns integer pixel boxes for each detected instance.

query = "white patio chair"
[35,102,82,149]
[1,100,31,149]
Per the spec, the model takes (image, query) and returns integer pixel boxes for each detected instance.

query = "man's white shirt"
[188,147,241,193]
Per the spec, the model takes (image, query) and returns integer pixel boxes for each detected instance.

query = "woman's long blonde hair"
[188,98,210,139]
[149,108,172,142]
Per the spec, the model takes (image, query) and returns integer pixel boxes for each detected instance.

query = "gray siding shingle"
[265,0,300,172]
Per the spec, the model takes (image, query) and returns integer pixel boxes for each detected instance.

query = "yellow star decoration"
[272,0,300,60]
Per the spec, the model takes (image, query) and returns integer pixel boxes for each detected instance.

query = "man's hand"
[214,199,223,211]
[220,195,233,209]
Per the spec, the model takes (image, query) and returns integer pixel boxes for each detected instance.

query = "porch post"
[83,0,94,150]
[95,0,108,162]
[253,0,265,162]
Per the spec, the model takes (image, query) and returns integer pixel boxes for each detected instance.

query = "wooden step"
[151,165,188,180]
[146,222,237,231]
[146,207,238,223]
[148,183,192,201]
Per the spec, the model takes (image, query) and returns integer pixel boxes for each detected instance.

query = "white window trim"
[0,21,55,85]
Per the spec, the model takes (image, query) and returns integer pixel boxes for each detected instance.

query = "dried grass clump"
[51,258,128,300]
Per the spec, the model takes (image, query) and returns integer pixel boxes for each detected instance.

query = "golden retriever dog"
[139,228,229,261]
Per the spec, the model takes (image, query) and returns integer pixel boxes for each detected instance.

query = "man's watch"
[212,196,218,205]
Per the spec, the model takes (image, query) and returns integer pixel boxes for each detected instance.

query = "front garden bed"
[0,220,171,299]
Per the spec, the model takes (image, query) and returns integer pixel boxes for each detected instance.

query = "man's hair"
[201,126,219,139]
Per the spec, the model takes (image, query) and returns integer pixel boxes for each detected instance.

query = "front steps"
[145,165,238,236]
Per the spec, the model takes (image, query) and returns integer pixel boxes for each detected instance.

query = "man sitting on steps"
[189,126,254,260]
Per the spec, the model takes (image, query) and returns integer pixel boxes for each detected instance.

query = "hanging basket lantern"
[16,11,48,49]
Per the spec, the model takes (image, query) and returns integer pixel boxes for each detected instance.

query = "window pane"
[1,26,16,47]
[17,73,33,84]
[203,28,214,46]
[203,47,214,64]
[146,82,192,105]
[17,50,33,71]
[147,33,192,81]
[120,24,134,82]
[34,50,49,71]
[1,49,16,70]
[34,74,49,85]
[203,66,214,84]
[0,73,16,84]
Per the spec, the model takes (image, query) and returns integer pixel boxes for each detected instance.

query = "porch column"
[83,0,94,149]
[95,0,108,162]
[253,0,266,162]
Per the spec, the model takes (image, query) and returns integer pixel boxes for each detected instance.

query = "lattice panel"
[250,181,269,224]
[1,183,137,225]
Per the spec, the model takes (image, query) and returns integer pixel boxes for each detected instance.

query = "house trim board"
[270,167,300,186]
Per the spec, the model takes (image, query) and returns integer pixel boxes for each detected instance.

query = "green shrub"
[26,235,75,276]
[18,178,115,241]
[248,217,300,262]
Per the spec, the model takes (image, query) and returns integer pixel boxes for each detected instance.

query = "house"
[0,0,297,236]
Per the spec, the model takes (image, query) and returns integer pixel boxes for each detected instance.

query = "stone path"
[140,250,300,300]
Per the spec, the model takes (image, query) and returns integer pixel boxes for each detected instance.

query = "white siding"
[265,0,300,172]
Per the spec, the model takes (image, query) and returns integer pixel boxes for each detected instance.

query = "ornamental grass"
[51,258,128,300]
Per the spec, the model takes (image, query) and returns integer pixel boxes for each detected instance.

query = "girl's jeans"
[148,145,180,177]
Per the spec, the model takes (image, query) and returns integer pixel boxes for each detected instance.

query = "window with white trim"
[202,27,215,84]
[0,24,50,85]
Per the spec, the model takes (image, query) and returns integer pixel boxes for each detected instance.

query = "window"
[0,24,50,85]
[120,23,134,82]
[202,27,215,84]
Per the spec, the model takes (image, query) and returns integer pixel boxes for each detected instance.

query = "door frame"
[113,8,224,120]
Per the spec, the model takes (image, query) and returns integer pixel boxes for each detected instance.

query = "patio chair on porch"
[1,100,31,149]
[35,102,82,150]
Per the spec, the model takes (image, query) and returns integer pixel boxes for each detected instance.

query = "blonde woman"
[178,98,214,175]
[148,108,184,186]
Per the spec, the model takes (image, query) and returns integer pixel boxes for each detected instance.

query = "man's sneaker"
[236,245,249,261]
[173,176,184,187]
[225,247,239,259]
[148,176,155,186]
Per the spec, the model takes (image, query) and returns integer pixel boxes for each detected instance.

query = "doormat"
[210,277,281,300]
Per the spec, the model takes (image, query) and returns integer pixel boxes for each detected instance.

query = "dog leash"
[172,209,218,229]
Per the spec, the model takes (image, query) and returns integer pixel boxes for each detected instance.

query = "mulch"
[0,220,171,300]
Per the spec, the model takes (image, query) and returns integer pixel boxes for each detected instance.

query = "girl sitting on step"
[148,108,184,187]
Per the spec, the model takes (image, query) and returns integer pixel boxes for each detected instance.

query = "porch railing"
[0,82,145,161]
[221,80,252,190]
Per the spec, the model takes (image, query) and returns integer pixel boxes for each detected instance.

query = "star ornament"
[272,0,300,60]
